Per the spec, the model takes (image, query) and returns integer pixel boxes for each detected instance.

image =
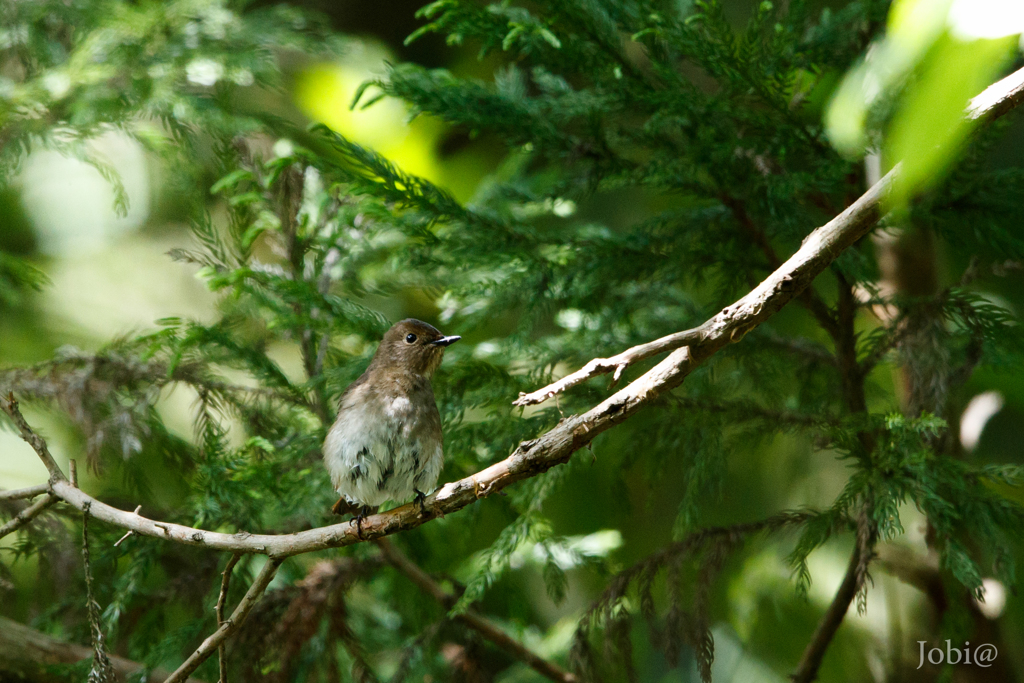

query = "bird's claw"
[351,505,377,540]
[413,489,428,517]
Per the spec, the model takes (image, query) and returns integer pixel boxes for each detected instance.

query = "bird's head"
[372,319,461,377]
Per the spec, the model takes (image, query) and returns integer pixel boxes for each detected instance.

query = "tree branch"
[4,391,64,481]
[0,493,57,541]
[515,163,894,409]
[82,502,116,682]
[513,328,705,407]
[0,483,50,501]
[0,616,204,683]
[215,554,241,683]
[513,168,894,410]
[967,66,1024,120]
[515,65,1024,408]
[376,538,577,683]
[873,544,945,611]
[790,511,876,683]
[721,193,840,340]
[164,557,283,683]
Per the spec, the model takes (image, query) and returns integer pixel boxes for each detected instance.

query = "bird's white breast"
[386,396,411,417]
[323,387,443,508]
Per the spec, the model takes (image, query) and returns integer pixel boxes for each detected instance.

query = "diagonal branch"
[790,510,876,683]
[515,163,894,409]
[515,66,1024,409]
[0,484,50,501]
[721,193,840,340]
[2,65,1022,561]
[376,538,577,683]
[967,66,1024,120]
[0,493,57,541]
[4,391,64,481]
[164,557,283,683]
[215,554,241,683]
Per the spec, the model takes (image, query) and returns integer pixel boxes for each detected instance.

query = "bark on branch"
[513,328,706,407]
[0,483,50,501]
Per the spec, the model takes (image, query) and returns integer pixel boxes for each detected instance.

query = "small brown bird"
[323,319,460,524]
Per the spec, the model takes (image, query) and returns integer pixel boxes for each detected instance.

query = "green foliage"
[826,0,1021,206]
[0,0,344,230]
[3,0,1024,681]
[0,252,48,307]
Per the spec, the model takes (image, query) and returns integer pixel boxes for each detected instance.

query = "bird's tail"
[331,497,361,516]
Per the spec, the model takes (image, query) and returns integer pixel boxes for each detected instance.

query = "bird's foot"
[352,505,378,540]
[413,489,428,517]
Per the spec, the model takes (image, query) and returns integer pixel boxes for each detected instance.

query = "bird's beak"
[430,335,461,347]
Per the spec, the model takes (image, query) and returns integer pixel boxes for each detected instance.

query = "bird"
[323,319,460,531]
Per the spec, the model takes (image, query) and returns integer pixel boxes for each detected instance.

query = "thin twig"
[164,557,283,683]
[83,502,116,683]
[790,511,876,683]
[0,493,57,541]
[113,505,143,547]
[0,483,49,501]
[3,392,65,481]
[787,263,877,683]
[376,538,577,683]
[216,554,241,683]
[513,327,706,407]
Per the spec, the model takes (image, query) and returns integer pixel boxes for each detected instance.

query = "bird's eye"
[405,333,417,344]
